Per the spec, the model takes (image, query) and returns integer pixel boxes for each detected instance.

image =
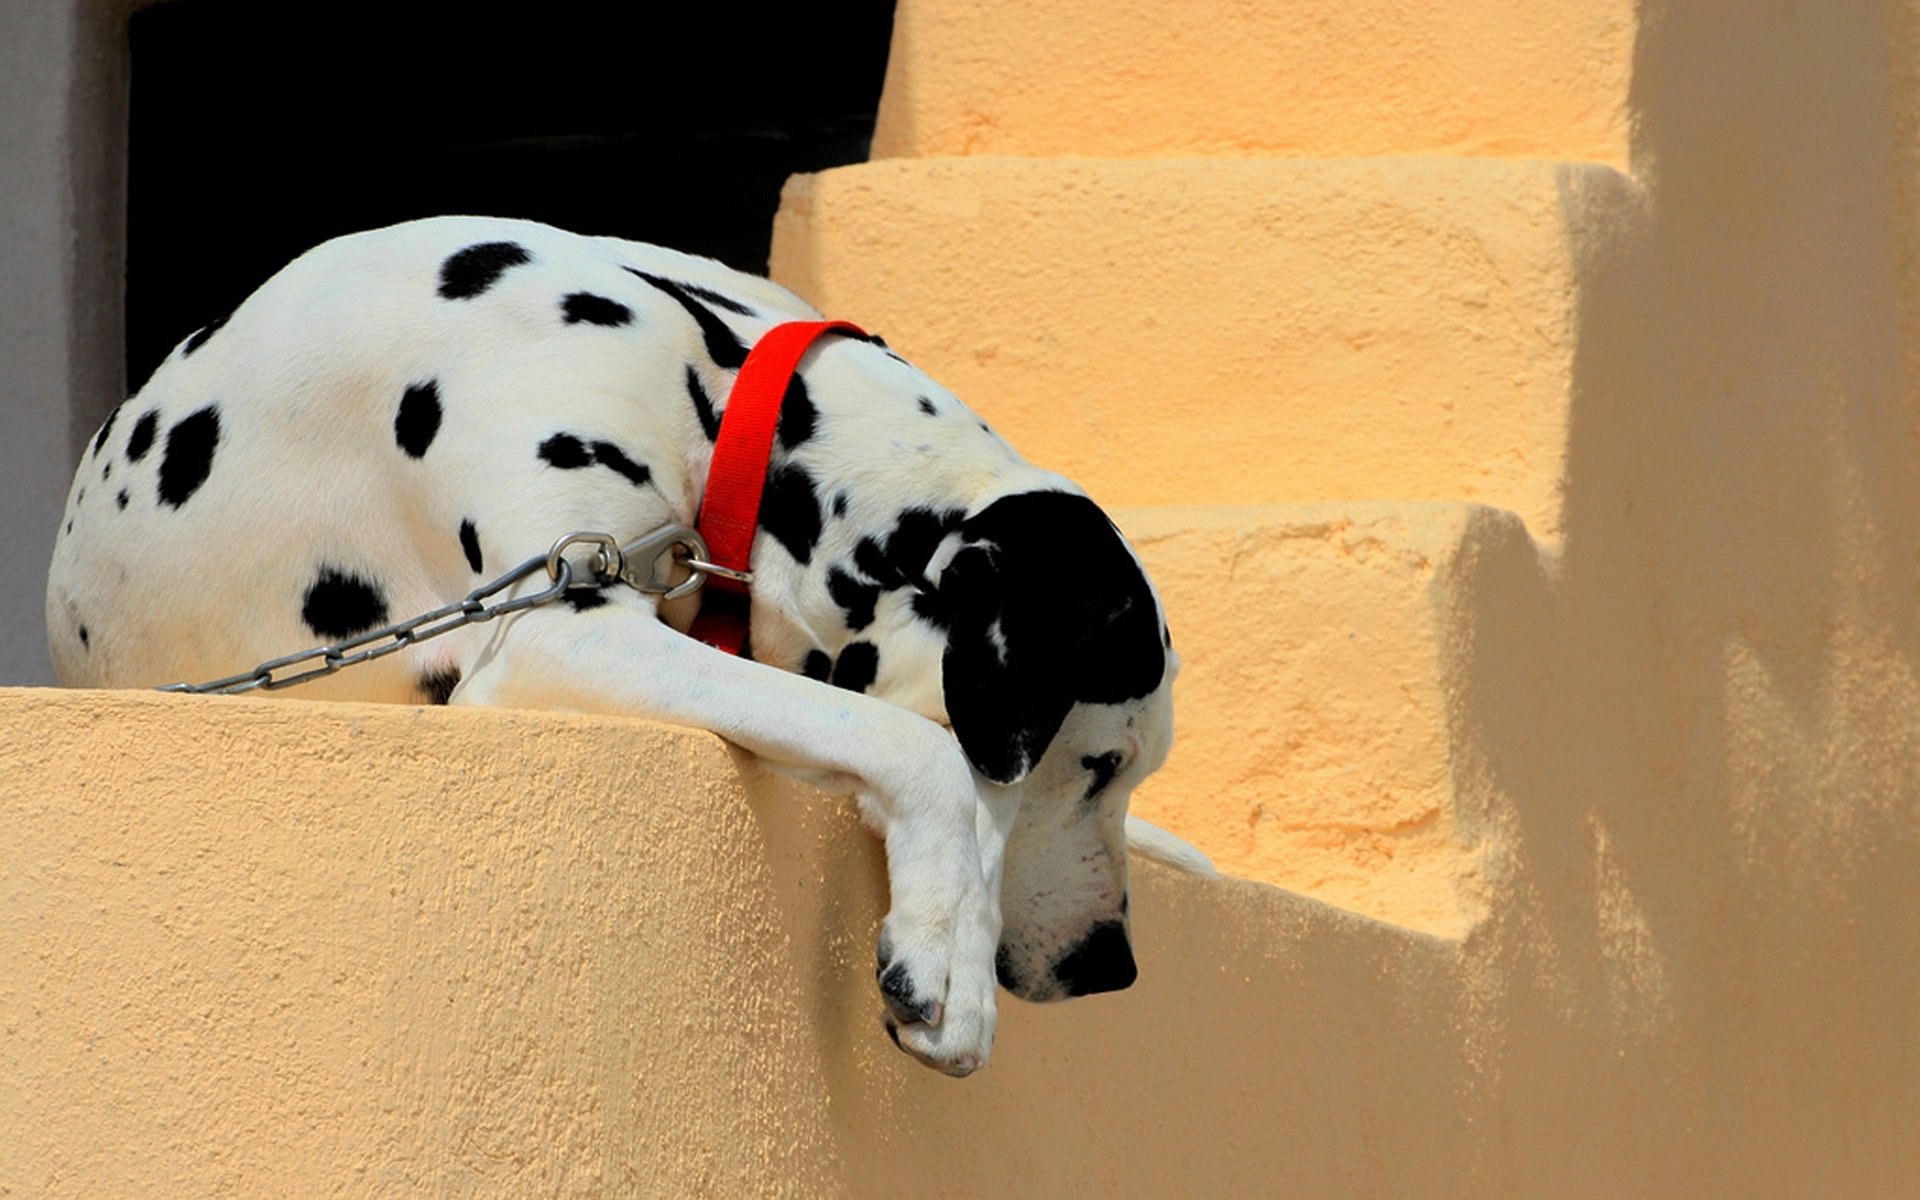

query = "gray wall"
[0,0,129,685]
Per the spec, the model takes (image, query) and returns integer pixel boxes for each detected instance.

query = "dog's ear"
[938,491,1167,784]
[940,542,1076,784]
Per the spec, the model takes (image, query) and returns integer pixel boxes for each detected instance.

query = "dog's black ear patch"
[940,543,1074,783]
[627,269,749,369]
[395,381,441,458]
[459,519,484,573]
[439,241,531,299]
[686,365,721,441]
[759,463,822,565]
[562,292,634,327]
[158,405,220,508]
[419,666,461,705]
[182,313,229,356]
[302,567,389,638]
[939,491,1166,782]
[126,411,159,463]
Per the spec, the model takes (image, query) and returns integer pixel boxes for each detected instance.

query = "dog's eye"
[1081,751,1123,801]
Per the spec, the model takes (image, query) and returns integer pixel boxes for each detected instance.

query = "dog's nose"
[1052,921,1137,996]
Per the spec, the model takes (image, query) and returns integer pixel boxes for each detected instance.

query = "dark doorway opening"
[126,1,896,389]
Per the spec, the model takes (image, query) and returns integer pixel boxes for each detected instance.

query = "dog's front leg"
[454,593,1000,1076]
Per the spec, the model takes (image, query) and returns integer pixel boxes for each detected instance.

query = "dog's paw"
[875,924,997,1077]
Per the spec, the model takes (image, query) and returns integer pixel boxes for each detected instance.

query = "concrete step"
[1114,500,1548,936]
[1,685,1469,1195]
[772,156,1643,540]
[872,0,1633,162]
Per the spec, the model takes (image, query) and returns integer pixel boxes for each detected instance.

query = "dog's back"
[48,216,1050,710]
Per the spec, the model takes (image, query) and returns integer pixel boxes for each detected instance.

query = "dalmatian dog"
[46,216,1209,1077]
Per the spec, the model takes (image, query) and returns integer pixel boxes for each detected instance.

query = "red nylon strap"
[690,319,867,654]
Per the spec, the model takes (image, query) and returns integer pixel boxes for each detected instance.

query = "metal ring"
[545,531,623,585]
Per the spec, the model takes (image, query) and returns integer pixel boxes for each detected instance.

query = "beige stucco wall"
[5,682,1915,1197]
[9,0,1920,1194]
[871,0,1634,163]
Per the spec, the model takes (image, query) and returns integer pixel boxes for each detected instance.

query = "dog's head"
[934,490,1177,1003]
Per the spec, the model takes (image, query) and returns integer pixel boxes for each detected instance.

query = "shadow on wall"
[1451,2,1920,1193]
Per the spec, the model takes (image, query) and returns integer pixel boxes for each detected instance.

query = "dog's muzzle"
[1000,921,1139,1000]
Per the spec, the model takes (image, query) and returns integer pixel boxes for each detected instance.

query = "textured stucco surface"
[5,680,1918,1196]
[12,0,1920,1193]
[871,0,1634,163]
[1116,502,1518,935]
[771,156,1597,539]
[2,688,1475,1197]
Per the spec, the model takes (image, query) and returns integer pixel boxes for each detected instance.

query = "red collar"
[689,319,867,654]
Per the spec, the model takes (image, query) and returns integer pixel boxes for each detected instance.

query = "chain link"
[157,524,711,697]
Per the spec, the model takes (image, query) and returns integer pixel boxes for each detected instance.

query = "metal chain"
[158,524,715,697]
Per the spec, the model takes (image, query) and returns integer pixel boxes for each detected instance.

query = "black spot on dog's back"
[680,281,756,316]
[116,490,128,510]
[419,666,461,705]
[589,440,651,488]
[831,641,880,693]
[92,402,123,456]
[802,650,832,680]
[827,566,879,631]
[459,519,484,573]
[126,411,158,463]
[539,433,593,469]
[686,365,721,441]
[759,463,822,566]
[302,568,389,638]
[77,625,89,649]
[439,241,531,299]
[158,405,220,508]
[183,313,229,356]
[395,381,441,458]
[562,292,634,327]
[627,269,749,369]
[917,396,938,417]
[778,375,815,452]
[563,586,610,612]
